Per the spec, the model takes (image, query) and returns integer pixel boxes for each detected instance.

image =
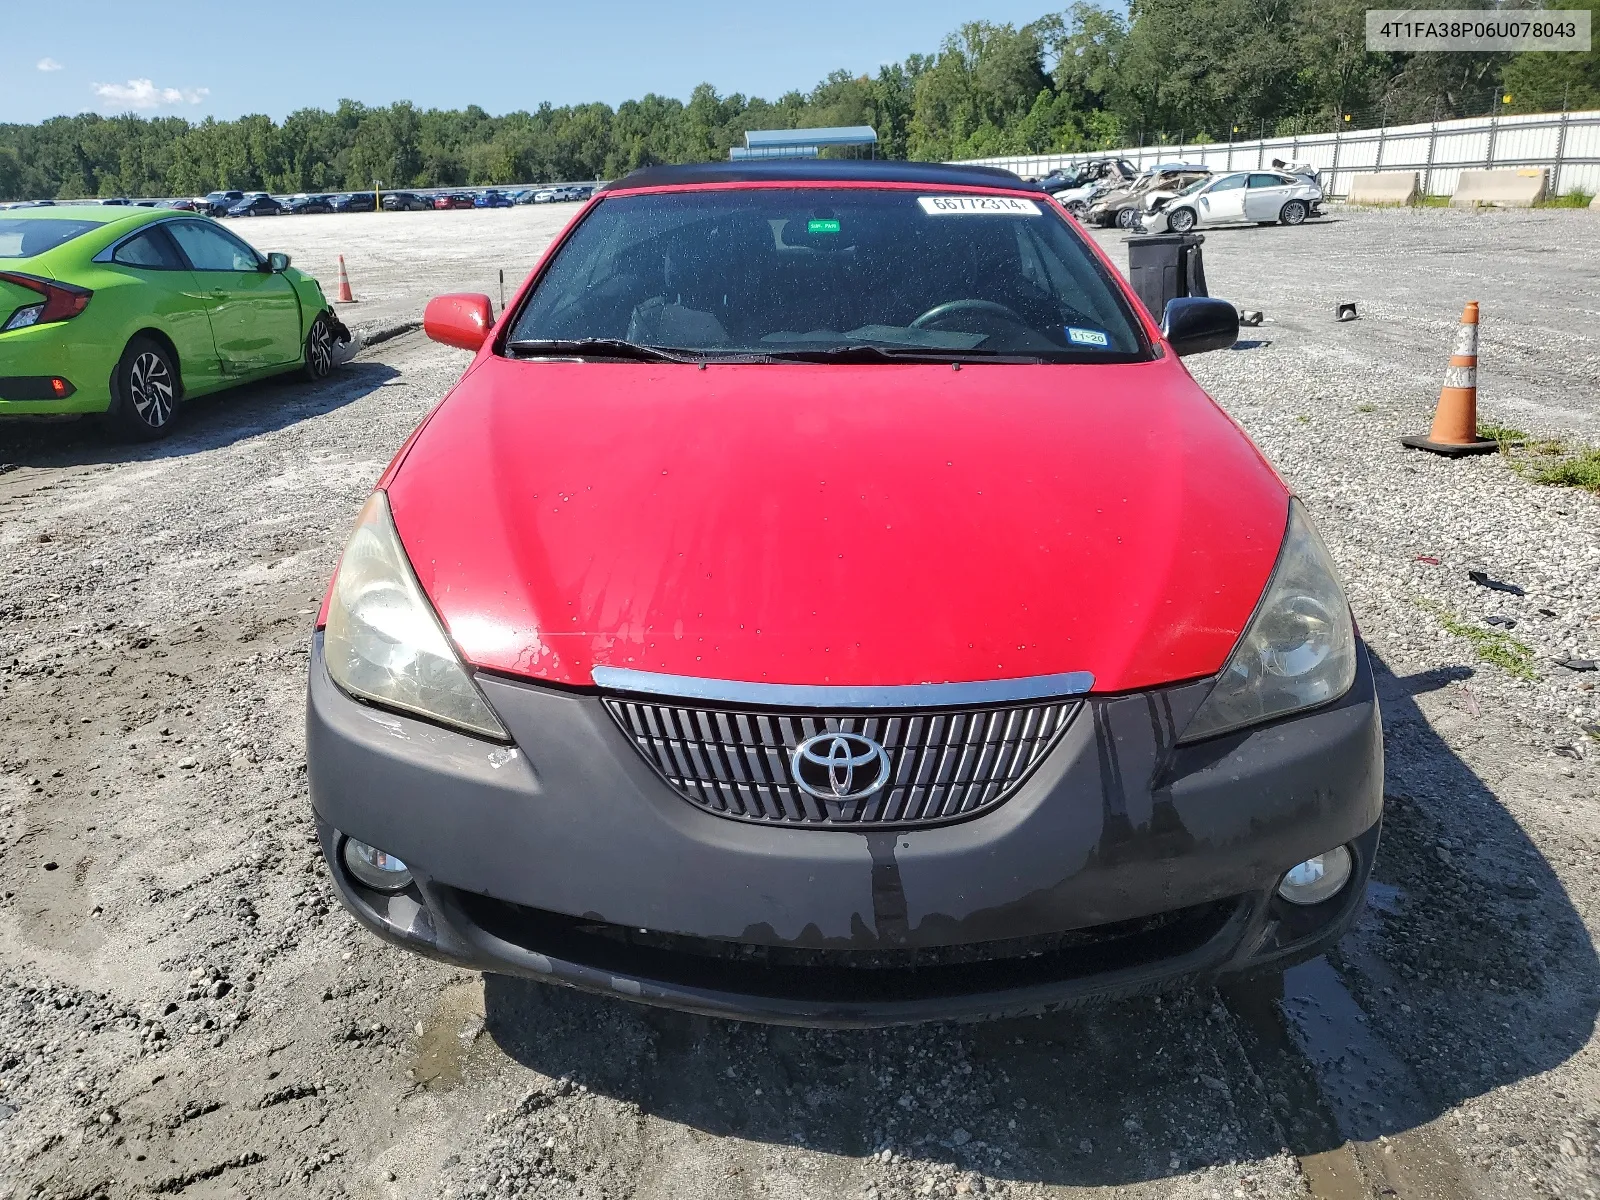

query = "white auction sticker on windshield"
[918,196,1041,216]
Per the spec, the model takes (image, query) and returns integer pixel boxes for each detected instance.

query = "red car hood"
[385,355,1288,694]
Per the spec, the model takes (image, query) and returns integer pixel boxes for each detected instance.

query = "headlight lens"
[1179,500,1356,742]
[323,491,509,740]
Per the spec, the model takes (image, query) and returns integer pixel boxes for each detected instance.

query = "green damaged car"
[0,205,349,439]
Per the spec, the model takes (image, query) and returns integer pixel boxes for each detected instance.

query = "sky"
[3,0,1061,126]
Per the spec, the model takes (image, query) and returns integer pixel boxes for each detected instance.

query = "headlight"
[1179,500,1356,742]
[323,492,509,740]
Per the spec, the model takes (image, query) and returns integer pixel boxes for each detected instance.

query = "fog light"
[1277,846,1353,906]
[342,838,412,892]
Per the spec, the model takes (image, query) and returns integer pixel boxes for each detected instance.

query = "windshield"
[1176,177,1211,197]
[0,218,102,259]
[507,187,1150,362]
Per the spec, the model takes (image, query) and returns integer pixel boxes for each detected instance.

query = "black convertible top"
[601,160,1039,193]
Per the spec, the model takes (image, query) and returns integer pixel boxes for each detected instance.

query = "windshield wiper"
[507,339,1053,366]
[760,344,1048,365]
[505,338,701,364]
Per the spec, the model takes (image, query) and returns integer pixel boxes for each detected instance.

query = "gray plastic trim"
[588,666,1095,709]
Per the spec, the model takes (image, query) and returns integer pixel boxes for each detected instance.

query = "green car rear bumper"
[0,318,120,415]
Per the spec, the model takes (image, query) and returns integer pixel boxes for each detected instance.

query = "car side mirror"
[266,252,290,272]
[1161,297,1238,357]
[424,293,495,352]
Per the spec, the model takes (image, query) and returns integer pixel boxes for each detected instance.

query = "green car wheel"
[304,312,337,381]
[108,335,181,440]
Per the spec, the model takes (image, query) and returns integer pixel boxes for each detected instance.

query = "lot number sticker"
[918,196,1041,216]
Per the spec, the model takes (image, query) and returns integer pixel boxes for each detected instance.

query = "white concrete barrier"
[1347,172,1419,205]
[1450,168,1548,208]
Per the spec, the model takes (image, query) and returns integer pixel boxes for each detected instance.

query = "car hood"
[384,356,1289,694]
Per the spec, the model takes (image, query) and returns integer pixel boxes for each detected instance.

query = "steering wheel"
[910,298,1024,329]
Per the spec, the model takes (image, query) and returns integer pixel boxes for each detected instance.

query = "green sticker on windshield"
[807,218,841,234]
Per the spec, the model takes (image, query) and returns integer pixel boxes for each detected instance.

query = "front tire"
[1167,207,1197,233]
[1115,208,1138,229]
[303,312,337,382]
[1279,200,1308,226]
[108,337,181,440]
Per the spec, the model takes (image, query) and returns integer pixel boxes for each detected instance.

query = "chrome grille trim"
[589,666,1094,708]
[604,697,1081,828]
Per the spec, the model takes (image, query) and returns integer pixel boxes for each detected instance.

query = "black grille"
[603,696,1079,827]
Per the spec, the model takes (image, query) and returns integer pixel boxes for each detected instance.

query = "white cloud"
[92,78,210,110]
[36,57,63,72]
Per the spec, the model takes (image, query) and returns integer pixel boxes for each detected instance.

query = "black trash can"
[1124,233,1208,320]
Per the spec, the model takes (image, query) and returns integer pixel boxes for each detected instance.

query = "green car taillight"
[0,271,93,332]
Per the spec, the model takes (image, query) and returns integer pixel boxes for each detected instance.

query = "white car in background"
[1141,170,1323,233]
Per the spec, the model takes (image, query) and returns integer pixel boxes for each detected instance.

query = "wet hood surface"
[385,355,1289,692]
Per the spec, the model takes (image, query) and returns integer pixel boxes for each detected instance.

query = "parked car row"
[2,197,173,211]
[525,184,594,204]
[4,184,599,215]
[207,184,597,215]
[1037,158,1323,232]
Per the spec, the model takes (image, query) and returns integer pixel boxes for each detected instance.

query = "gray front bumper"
[307,637,1383,1025]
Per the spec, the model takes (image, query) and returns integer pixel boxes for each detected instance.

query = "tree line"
[2,0,1594,201]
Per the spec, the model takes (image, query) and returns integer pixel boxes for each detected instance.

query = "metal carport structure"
[731,126,879,161]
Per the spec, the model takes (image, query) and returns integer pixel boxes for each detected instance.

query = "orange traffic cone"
[334,255,356,304]
[1401,301,1496,456]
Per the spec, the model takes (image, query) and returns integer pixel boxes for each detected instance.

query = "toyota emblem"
[790,732,891,802]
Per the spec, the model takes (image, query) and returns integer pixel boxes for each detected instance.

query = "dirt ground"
[0,203,1597,1200]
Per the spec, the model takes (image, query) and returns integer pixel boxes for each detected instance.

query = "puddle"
[1224,957,1472,1200]
[1280,956,1415,1138]
[408,978,490,1093]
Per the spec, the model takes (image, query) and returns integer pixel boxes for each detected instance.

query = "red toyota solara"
[308,161,1382,1026]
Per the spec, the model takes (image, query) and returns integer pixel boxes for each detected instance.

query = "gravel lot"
[0,203,1597,1200]
[244,205,582,342]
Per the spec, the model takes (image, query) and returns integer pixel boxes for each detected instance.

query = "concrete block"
[1450,168,1548,208]
[1348,172,1419,206]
